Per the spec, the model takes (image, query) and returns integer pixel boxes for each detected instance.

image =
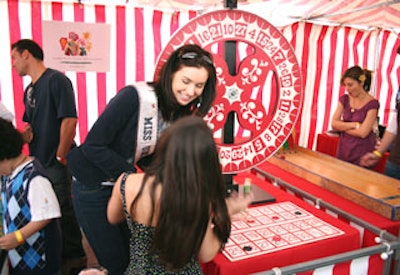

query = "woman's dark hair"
[340,65,373,92]
[11,39,44,61]
[154,44,217,121]
[130,116,230,270]
[0,118,23,161]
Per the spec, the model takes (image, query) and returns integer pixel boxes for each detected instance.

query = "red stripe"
[297,22,312,148]
[170,11,180,35]
[381,30,397,123]
[73,3,88,144]
[362,32,373,68]
[51,2,63,21]
[134,7,144,81]
[8,0,24,129]
[74,3,84,22]
[375,30,388,107]
[323,26,338,132]
[153,10,162,63]
[287,23,301,144]
[30,0,43,150]
[367,255,384,274]
[76,73,88,143]
[352,30,364,67]
[308,25,329,147]
[339,27,352,99]
[332,260,350,274]
[95,5,107,116]
[116,6,126,89]
[189,10,197,19]
[31,1,42,45]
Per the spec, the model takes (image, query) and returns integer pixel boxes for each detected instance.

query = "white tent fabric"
[0,0,399,151]
[242,0,400,31]
[75,0,400,31]
[37,0,400,31]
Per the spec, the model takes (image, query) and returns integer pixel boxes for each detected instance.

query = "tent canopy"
[73,0,400,31]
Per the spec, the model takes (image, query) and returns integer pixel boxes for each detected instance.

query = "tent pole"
[223,0,237,193]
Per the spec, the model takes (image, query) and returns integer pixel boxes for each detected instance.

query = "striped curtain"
[0,0,399,150]
[279,23,400,148]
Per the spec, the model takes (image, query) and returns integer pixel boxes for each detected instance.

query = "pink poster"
[42,20,110,72]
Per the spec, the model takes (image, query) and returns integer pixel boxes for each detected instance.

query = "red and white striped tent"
[0,1,399,274]
[0,0,399,149]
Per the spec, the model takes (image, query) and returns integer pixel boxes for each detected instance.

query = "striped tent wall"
[0,0,197,146]
[0,0,399,151]
[280,23,400,148]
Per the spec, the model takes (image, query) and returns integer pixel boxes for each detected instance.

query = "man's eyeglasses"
[180,52,213,65]
[26,84,35,108]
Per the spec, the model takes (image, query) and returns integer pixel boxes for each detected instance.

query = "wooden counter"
[268,146,400,220]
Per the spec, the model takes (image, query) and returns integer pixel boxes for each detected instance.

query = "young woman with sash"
[66,44,217,274]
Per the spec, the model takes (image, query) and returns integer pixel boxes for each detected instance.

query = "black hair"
[130,116,230,271]
[0,118,23,161]
[153,44,217,121]
[11,39,44,61]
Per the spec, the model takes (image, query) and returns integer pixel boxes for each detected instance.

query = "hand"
[21,124,33,144]
[226,190,254,218]
[360,152,379,167]
[0,233,21,250]
[79,266,108,275]
[56,156,67,165]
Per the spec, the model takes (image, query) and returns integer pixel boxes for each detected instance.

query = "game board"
[222,201,345,262]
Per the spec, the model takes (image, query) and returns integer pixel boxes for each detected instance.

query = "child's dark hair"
[0,118,23,160]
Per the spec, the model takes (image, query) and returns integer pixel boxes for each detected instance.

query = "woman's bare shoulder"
[125,173,146,190]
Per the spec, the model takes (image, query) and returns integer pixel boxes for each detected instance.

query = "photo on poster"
[42,20,110,72]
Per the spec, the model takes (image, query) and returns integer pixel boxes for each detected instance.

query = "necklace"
[350,101,356,113]
[350,93,366,113]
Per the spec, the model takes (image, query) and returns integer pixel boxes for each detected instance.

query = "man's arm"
[360,113,397,167]
[57,117,77,164]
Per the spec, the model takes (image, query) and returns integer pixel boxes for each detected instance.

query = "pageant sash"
[133,82,158,164]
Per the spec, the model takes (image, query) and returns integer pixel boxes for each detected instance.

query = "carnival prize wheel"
[155,10,303,174]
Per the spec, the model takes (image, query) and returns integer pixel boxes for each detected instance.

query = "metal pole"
[223,0,237,190]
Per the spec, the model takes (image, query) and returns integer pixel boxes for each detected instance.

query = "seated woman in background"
[107,116,253,274]
[331,65,379,166]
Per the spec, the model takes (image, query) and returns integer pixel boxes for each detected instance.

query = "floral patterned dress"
[120,173,203,275]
